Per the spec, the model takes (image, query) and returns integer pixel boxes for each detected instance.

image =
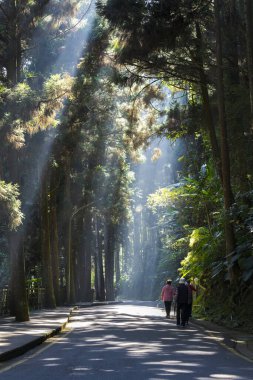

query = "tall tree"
[214,0,237,279]
[245,0,253,129]
[0,0,84,319]
[41,174,56,308]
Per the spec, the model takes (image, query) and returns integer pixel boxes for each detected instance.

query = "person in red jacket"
[161,279,175,318]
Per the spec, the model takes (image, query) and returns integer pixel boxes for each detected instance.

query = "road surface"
[0,302,252,379]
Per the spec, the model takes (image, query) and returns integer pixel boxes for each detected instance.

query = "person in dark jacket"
[175,278,188,327]
[185,281,197,325]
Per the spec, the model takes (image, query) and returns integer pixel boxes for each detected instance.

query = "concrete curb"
[0,308,75,363]
[0,302,122,363]
[191,318,253,363]
[0,325,63,362]
[231,339,253,362]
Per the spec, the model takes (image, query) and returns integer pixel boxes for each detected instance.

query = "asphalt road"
[0,302,252,379]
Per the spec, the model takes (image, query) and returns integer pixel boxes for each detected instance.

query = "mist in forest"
[51,1,96,75]
[22,1,96,227]
[119,137,183,301]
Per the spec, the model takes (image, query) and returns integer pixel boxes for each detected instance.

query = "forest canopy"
[0,0,253,329]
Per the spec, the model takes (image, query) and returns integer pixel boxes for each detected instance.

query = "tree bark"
[75,215,84,301]
[195,22,223,181]
[41,179,56,308]
[226,0,240,85]
[104,221,115,301]
[70,240,76,303]
[115,242,120,289]
[245,0,253,129]
[6,1,21,85]
[7,146,29,321]
[9,229,29,321]
[214,0,237,280]
[64,155,73,304]
[83,214,92,301]
[94,215,105,301]
[132,210,142,298]
[50,203,60,305]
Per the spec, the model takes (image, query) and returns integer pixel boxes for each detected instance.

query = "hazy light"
[14,1,96,260]
[122,137,181,300]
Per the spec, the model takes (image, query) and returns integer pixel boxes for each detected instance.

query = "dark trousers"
[164,301,172,316]
[176,303,187,326]
[186,303,193,323]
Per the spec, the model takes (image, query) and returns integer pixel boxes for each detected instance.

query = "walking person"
[175,278,188,327]
[185,280,197,325]
[161,279,174,318]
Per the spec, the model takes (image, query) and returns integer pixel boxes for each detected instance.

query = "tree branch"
[0,4,10,20]
[22,0,94,53]
[37,90,70,108]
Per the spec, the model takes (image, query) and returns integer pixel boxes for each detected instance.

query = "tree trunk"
[94,215,105,301]
[83,214,92,301]
[245,0,253,129]
[41,179,56,308]
[75,215,84,301]
[64,156,73,304]
[70,242,76,303]
[115,242,120,288]
[50,203,60,305]
[73,211,93,302]
[6,1,21,85]
[195,22,222,181]
[225,0,249,190]
[8,147,29,321]
[132,210,142,298]
[226,0,240,85]
[104,221,115,301]
[214,0,237,280]
[122,226,131,275]
[9,229,29,321]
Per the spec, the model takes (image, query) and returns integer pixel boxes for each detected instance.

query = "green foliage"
[26,73,74,132]
[0,74,72,149]
[97,0,208,60]
[97,0,213,91]
[0,0,252,325]
[229,190,253,283]
[147,162,226,288]
[180,226,222,280]
[148,166,223,228]
[26,277,42,287]
[2,83,37,118]
[0,0,99,315]
[0,181,23,230]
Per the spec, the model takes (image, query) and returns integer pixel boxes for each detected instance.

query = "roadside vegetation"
[0,0,253,330]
